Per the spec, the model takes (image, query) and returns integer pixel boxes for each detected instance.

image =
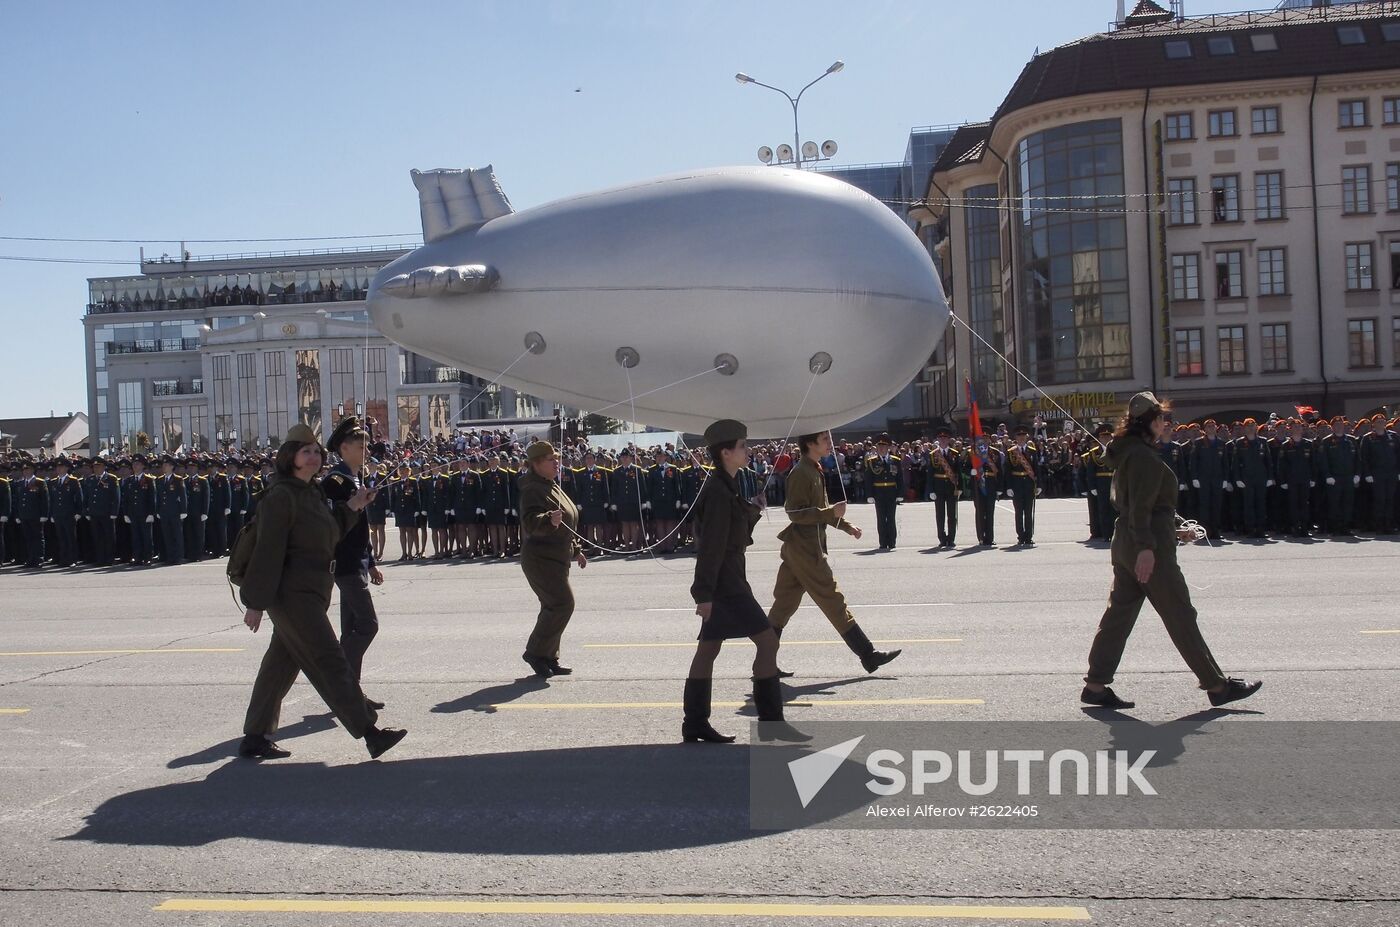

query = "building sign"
[1010,391,1124,423]
[281,323,298,336]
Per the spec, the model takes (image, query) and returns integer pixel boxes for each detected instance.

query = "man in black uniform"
[1188,420,1228,541]
[154,455,188,564]
[207,459,231,556]
[966,436,1004,547]
[925,428,960,548]
[1319,416,1360,536]
[48,456,84,567]
[184,459,211,561]
[1006,426,1040,547]
[85,457,121,566]
[864,433,904,550]
[323,416,386,708]
[0,463,11,566]
[15,459,47,568]
[122,455,156,565]
[1275,419,1318,538]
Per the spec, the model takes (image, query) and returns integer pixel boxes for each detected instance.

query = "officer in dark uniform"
[1231,419,1273,539]
[571,451,610,551]
[451,456,478,559]
[479,454,513,558]
[864,433,904,550]
[611,449,647,554]
[1275,419,1318,538]
[207,459,231,556]
[48,457,84,567]
[966,435,1004,547]
[1319,416,1360,535]
[323,416,386,704]
[925,429,960,548]
[1360,414,1399,534]
[1006,426,1040,547]
[243,458,265,521]
[85,457,121,565]
[225,458,248,543]
[15,459,47,568]
[1081,423,1115,541]
[427,461,454,558]
[1188,420,1228,541]
[182,459,210,560]
[647,449,683,554]
[154,456,188,564]
[0,463,11,565]
[122,455,156,564]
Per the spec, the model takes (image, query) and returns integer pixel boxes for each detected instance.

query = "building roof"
[930,123,992,176]
[993,1,1400,123]
[0,414,84,450]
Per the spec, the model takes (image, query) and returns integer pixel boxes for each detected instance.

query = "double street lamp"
[735,60,843,168]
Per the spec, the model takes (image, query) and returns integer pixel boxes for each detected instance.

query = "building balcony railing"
[403,367,475,385]
[108,337,202,355]
[86,285,372,316]
[152,379,204,397]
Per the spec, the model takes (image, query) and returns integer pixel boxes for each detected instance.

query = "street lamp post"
[735,60,843,169]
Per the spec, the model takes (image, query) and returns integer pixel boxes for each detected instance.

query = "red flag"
[965,376,983,440]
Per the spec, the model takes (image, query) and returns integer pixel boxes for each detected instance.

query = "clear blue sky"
[0,0,1269,419]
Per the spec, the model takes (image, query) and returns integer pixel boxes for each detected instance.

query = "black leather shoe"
[522,652,555,678]
[775,666,796,678]
[547,659,573,676]
[364,726,407,759]
[365,697,386,711]
[237,735,291,759]
[1081,685,1135,710]
[1208,678,1262,707]
[682,719,737,743]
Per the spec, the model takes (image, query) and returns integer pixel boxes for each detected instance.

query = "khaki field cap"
[284,424,320,446]
[703,419,748,445]
[1127,391,1162,420]
[525,441,558,462]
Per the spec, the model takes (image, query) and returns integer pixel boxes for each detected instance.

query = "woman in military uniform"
[683,419,806,744]
[518,442,588,678]
[1082,392,1262,711]
[238,423,407,760]
[367,462,389,561]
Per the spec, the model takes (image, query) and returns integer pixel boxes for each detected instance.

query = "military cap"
[1127,391,1162,420]
[1331,415,1348,424]
[19,459,35,470]
[282,423,319,447]
[327,415,369,454]
[1013,425,1030,436]
[702,419,748,445]
[196,459,213,471]
[935,427,953,438]
[55,456,71,468]
[526,441,558,462]
[876,432,893,444]
[619,448,634,458]
[91,456,107,467]
[1094,422,1113,436]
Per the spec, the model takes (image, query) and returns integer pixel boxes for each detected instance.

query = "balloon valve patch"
[715,354,738,376]
[809,352,833,375]
[615,347,640,369]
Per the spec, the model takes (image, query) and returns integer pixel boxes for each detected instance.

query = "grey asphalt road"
[2,498,1397,927]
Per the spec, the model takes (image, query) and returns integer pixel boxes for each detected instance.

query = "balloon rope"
[462,345,535,420]
[588,364,726,418]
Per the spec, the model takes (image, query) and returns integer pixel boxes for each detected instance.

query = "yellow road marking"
[154,898,1087,919]
[0,709,30,715]
[585,638,961,649]
[1361,630,1400,635]
[0,648,245,657]
[646,603,950,613]
[490,698,983,710]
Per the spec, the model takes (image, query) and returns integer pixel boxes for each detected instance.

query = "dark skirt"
[697,591,771,641]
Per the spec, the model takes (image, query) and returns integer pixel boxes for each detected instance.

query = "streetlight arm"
[740,76,796,106]
[793,69,834,106]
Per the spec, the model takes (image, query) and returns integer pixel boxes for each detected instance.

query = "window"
[1208,109,1237,138]
[1340,99,1369,128]
[1251,105,1280,135]
[1215,250,1244,298]
[1389,164,1400,212]
[1211,175,1241,221]
[1342,166,1372,214]
[118,381,144,445]
[1346,242,1374,290]
[1171,253,1201,300]
[295,349,322,439]
[397,395,421,443]
[1174,328,1204,377]
[237,352,258,449]
[1207,36,1235,56]
[1250,33,1278,53]
[1258,248,1287,296]
[1390,241,1400,290]
[366,347,389,437]
[1218,326,1247,375]
[1165,112,1194,141]
[1349,319,1378,367]
[1337,25,1367,46]
[211,354,232,446]
[965,183,1008,408]
[1255,170,1285,219]
[1385,22,1400,42]
[160,407,183,453]
[265,351,288,444]
[328,347,355,428]
[1168,177,1198,224]
[1165,39,1193,59]
[1261,323,1290,372]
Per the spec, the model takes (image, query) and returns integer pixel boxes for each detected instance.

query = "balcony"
[153,379,204,397]
[86,284,373,316]
[108,337,201,355]
[404,367,474,385]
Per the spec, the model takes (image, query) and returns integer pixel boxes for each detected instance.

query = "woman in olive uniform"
[518,441,588,678]
[238,424,408,760]
[1082,392,1262,710]
[683,419,807,744]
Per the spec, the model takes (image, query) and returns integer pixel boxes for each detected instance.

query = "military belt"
[874,482,897,488]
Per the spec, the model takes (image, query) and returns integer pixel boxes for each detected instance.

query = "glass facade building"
[1013,118,1132,386]
[964,184,1008,409]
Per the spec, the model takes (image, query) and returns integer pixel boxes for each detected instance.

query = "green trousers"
[522,546,575,660]
[768,540,856,635]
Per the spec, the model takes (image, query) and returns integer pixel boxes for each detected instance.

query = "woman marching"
[682,419,808,744]
[518,441,589,678]
[237,423,408,760]
[1082,392,1262,710]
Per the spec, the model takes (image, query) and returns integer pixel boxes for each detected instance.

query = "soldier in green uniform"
[238,424,406,760]
[518,441,588,678]
[864,433,904,550]
[925,428,960,549]
[1082,423,1116,541]
[1082,392,1262,710]
[1006,426,1041,547]
[768,432,901,676]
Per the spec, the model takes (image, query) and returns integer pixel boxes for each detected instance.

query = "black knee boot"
[772,626,795,678]
[682,678,736,743]
[752,675,811,743]
[843,624,901,674]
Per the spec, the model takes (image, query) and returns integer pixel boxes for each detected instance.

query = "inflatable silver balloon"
[368,165,949,436]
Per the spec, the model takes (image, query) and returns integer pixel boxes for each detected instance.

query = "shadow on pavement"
[431,676,551,714]
[167,713,339,769]
[1081,705,1265,768]
[66,742,860,854]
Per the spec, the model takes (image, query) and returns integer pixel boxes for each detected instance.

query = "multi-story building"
[84,247,558,455]
[919,0,1400,426]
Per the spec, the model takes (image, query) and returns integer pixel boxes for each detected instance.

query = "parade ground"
[3,498,1398,927]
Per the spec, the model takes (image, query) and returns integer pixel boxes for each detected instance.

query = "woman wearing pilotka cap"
[1081,392,1262,711]
[682,419,808,744]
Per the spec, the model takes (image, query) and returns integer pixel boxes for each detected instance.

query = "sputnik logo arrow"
[787,736,865,809]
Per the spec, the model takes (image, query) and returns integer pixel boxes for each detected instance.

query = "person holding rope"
[1082,392,1262,711]
[768,432,902,676]
[518,441,587,678]
[683,419,807,744]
